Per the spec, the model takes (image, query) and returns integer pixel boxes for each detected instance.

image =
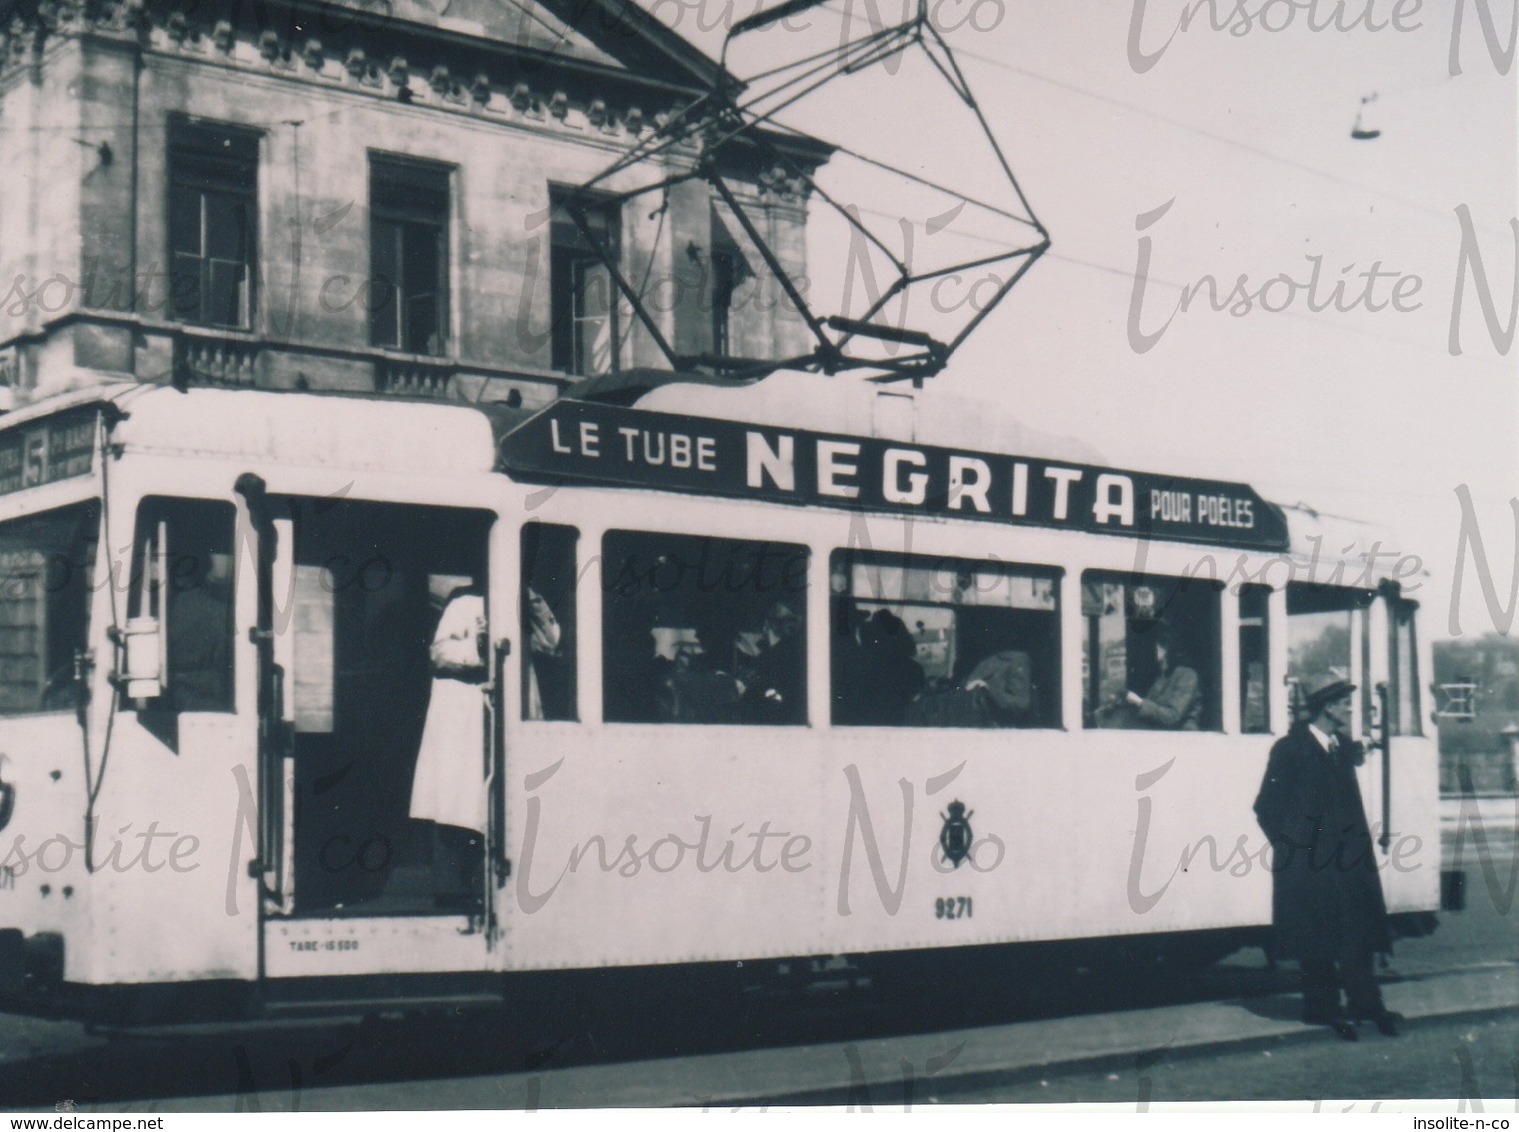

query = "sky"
[641,0,1519,642]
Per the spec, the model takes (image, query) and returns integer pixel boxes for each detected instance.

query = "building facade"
[0,0,818,410]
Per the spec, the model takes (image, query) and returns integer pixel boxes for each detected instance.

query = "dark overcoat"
[1252,723,1392,963]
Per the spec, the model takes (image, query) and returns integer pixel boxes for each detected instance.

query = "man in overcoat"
[1253,674,1402,1041]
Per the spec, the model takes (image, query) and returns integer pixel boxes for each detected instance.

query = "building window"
[831,550,1061,728]
[129,499,236,713]
[522,522,577,721]
[709,207,753,359]
[168,120,259,329]
[550,190,620,376]
[1239,583,1270,734]
[370,158,451,355]
[0,504,98,715]
[1082,571,1221,731]
[601,531,808,725]
[711,250,736,357]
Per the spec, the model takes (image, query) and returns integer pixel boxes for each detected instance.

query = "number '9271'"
[935,897,973,920]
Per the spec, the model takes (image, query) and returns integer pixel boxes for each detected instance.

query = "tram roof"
[0,383,1424,582]
[106,384,507,477]
[625,370,1112,467]
[1280,505,1426,589]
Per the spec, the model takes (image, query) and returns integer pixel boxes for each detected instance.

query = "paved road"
[943,1013,1519,1107]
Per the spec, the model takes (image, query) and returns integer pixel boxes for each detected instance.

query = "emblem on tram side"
[939,800,973,869]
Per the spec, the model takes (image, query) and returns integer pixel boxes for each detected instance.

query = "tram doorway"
[279,499,494,918]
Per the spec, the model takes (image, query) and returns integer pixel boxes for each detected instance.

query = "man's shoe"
[1371,1011,1404,1037]
[1302,1008,1346,1026]
[1306,1011,1359,1041]
[1327,1019,1359,1042]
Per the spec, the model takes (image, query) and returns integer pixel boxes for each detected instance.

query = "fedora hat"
[1302,672,1355,714]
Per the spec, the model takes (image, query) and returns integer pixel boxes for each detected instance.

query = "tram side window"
[1389,597,1422,737]
[602,531,808,725]
[522,522,577,721]
[129,499,235,713]
[1286,583,1372,724]
[0,503,98,715]
[830,551,1060,729]
[1239,584,1270,734]
[1082,572,1221,731]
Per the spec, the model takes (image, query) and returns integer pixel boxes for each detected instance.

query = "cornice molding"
[1,0,706,150]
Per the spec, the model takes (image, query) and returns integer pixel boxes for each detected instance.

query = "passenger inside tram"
[834,608,927,726]
[523,585,569,720]
[831,552,1059,729]
[733,600,806,724]
[521,522,577,721]
[902,645,1039,729]
[1096,626,1202,730]
[601,530,808,726]
[1082,573,1219,731]
[652,621,739,723]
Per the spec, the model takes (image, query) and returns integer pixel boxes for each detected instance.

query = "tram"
[0,373,1441,1022]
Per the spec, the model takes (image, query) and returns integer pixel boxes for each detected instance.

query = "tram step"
[257,991,505,1018]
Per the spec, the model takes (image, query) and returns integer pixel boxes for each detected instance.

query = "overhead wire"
[809,1,1510,240]
[839,199,1512,371]
[10,0,1494,244]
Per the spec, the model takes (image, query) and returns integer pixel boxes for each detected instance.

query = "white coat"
[410,592,487,832]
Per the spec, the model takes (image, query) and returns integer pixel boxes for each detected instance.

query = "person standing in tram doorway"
[410,584,487,911]
[1253,673,1402,1042]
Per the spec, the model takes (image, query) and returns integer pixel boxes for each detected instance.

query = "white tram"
[0,376,1441,1021]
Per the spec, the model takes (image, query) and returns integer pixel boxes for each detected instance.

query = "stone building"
[0,0,822,409]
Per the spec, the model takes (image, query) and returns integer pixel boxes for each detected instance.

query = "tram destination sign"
[0,408,96,496]
[498,401,1290,552]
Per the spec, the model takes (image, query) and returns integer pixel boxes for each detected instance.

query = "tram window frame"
[1285,582,1373,724]
[600,530,809,726]
[1361,597,1374,731]
[128,498,237,714]
[1239,583,1271,734]
[829,549,1061,730]
[0,502,99,717]
[1081,570,1222,732]
[521,522,578,721]
[1388,596,1423,737]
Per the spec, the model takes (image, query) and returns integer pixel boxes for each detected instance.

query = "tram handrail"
[1373,681,1392,853]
